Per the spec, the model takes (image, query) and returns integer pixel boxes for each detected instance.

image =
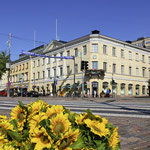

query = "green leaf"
[69,135,85,149]
[97,143,106,150]
[7,130,24,143]
[10,119,18,131]
[18,101,27,110]
[94,140,102,147]
[86,109,96,120]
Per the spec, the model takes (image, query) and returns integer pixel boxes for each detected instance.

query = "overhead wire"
[0,32,48,44]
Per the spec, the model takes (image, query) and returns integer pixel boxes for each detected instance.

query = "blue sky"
[0,0,150,61]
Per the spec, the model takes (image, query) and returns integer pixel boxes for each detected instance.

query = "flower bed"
[0,100,120,150]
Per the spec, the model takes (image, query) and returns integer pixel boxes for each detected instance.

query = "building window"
[22,64,25,70]
[75,64,78,73]
[48,58,50,64]
[135,53,139,61]
[112,64,116,73]
[136,85,140,95]
[128,84,133,95]
[121,83,125,95]
[149,56,150,64]
[92,61,98,70]
[47,69,50,78]
[43,71,45,79]
[38,59,40,67]
[103,82,108,93]
[26,63,28,69]
[54,54,56,62]
[142,67,146,77]
[121,49,124,58]
[129,66,132,76]
[19,65,21,71]
[60,66,63,76]
[16,66,18,72]
[26,72,28,81]
[121,65,124,74]
[142,85,146,95]
[54,68,56,77]
[75,48,78,57]
[103,62,107,72]
[38,72,40,79]
[60,52,63,60]
[33,61,35,67]
[67,66,70,75]
[136,67,139,76]
[33,73,35,80]
[103,45,107,54]
[67,50,70,57]
[142,55,145,63]
[83,45,87,55]
[129,51,132,60]
[42,58,45,65]
[112,47,116,56]
[92,44,98,53]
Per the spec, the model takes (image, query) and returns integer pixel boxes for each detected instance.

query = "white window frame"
[92,44,98,53]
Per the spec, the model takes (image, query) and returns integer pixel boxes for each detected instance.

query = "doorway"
[92,82,98,97]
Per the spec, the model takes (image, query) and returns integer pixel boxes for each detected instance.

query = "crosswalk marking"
[0,100,150,118]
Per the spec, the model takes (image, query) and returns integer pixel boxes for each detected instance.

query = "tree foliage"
[0,50,9,79]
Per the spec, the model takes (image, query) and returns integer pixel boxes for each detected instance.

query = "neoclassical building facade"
[2,30,150,97]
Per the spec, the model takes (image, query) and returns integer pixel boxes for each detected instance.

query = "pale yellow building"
[30,30,150,97]
[3,30,150,97]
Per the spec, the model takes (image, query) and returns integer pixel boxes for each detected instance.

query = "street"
[0,96,150,149]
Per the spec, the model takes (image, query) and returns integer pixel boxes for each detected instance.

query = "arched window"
[121,83,125,95]
[142,85,145,95]
[128,84,133,96]
[103,82,108,93]
[136,84,140,95]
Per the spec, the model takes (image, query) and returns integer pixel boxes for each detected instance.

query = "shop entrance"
[92,82,98,97]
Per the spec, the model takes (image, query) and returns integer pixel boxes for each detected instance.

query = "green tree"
[0,50,9,79]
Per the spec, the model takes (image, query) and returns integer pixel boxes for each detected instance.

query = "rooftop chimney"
[91,30,100,34]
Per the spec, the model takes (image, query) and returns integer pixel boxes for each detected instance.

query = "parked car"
[27,91,39,97]
[0,89,7,96]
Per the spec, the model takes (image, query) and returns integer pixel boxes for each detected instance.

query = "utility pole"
[7,33,11,97]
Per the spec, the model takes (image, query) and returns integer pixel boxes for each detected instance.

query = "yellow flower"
[84,119,109,137]
[0,120,13,144]
[46,105,64,119]
[75,113,87,125]
[10,105,27,131]
[109,127,119,150]
[0,115,7,121]
[102,117,108,125]
[50,113,71,135]
[55,129,79,150]
[28,100,43,115]
[31,127,53,150]
[2,145,17,150]
[29,112,47,134]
